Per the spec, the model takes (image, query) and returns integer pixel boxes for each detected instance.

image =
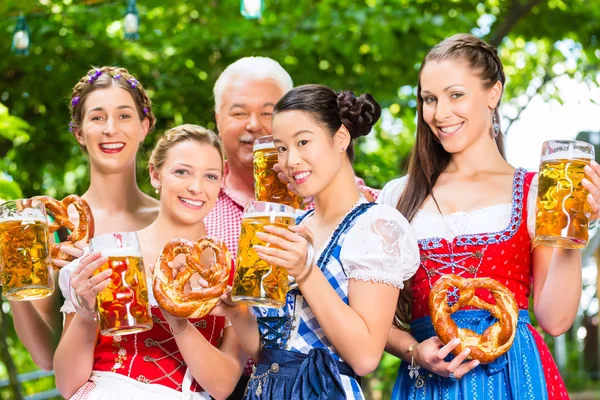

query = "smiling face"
[419,59,501,155]
[215,78,287,172]
[150,140,223,226]
[272,110,348,198]
[75,87,149,172]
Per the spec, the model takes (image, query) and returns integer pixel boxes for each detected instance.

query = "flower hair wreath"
[69,69,148,132]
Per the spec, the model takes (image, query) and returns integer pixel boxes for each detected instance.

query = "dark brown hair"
[273,84,381,161]
[394,34,506,329]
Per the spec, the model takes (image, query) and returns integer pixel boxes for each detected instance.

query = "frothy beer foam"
[253,141,276,152]
[243,211,296,221]
[97,247,143,258]
[541,149,594,162]
[0,208,46,224]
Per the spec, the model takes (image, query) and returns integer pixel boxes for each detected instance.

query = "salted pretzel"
[153,237,231,319]
[27,195,95,267]
[429,274,518,364]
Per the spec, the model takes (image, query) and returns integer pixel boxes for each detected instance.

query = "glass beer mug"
[253,135,304,209]
[232,201,297,308]
[0,199,54,300]
[90,232,153,336]
[534,140,595,249]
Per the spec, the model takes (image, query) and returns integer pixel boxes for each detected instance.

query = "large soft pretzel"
[429,274,518,364]
[153,237,231,319]
[28,195,95,267]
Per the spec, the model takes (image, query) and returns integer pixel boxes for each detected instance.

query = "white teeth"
[439,123,462,134]
[294,172,310,181]
[100,143,125,149]
[180,198,204,207]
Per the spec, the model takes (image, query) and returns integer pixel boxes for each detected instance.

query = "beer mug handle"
[287,240,316,291]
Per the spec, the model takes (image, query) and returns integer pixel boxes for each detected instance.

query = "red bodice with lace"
[92,307,225,393]
[412,169,533,319]
[409,169,568,400]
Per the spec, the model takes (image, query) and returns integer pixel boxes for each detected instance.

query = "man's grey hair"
[213,56,293,111]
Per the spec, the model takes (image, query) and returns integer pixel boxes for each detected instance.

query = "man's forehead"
[221,77,285,105]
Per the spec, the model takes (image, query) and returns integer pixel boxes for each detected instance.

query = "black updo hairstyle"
[273,84,382,161]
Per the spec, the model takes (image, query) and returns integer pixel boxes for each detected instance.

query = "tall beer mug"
[534,140,595,249]
[90,232,153,336]
[0,199,54,300]
[232,201,297,308]
[253,135,304,209]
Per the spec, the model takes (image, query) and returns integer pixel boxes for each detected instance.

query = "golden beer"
[0,199,54,301]
[232,202,296,308]
[254,136,304,209]
[91,232,152,336]
[534,140,595,249]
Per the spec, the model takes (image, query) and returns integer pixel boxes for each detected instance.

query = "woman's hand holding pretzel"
[147,261,188,332]
[412,337,480,380]
[254,224,314,279]
[53,240,87,268]
[211,286,246,319]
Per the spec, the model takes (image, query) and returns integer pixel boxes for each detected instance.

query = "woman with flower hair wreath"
[10,66,159,371]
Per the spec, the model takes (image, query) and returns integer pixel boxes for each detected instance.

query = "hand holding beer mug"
[89,232,153,335]
[232,201,314,308]
[0,199,54,300]
[534,140,596,249]
[254,136,304,209]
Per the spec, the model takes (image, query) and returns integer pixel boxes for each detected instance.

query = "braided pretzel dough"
[30,195,95,267]
[429,274,518,364]
[153,237,231,319]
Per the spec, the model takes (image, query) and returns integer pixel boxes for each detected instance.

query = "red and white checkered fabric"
[204,162,380,376]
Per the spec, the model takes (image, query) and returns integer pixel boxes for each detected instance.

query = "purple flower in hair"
[88,69,103,84]
[127,78,139,89]
[143,107,149,115]
[71,96,80,108]
[113,74,122,80]
[68,121,75,133]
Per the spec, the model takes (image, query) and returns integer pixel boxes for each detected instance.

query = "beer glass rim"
[543,139,594,148]
[243,200,296,216]
[0,198,44,207]
[0,198,46,221]
[90,231,142,255]
[541,139,595,161]
[253,135,275,151]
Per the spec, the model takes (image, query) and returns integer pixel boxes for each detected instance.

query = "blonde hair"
[149,124,224,173]
[213,56,293,111]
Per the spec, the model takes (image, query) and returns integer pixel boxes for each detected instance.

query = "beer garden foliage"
[0,0,599,398]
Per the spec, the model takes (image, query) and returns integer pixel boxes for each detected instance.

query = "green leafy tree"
[0,0,599,397]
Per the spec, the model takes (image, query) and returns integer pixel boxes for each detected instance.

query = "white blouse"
[376,174,538,241]
[337,204,421,289]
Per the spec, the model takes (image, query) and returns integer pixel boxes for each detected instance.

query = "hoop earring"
[492,111,500,138]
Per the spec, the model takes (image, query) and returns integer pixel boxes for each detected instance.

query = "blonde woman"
[54,125,246,399]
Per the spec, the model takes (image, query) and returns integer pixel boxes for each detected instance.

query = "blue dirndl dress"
[245,201,420,399]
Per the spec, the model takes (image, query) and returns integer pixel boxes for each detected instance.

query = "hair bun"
[336,91,382,139]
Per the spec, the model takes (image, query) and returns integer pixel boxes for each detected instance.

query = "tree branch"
[488,0,546,47]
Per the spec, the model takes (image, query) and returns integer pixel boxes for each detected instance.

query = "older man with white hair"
[205,56,378,399]
[205,57,294,258]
